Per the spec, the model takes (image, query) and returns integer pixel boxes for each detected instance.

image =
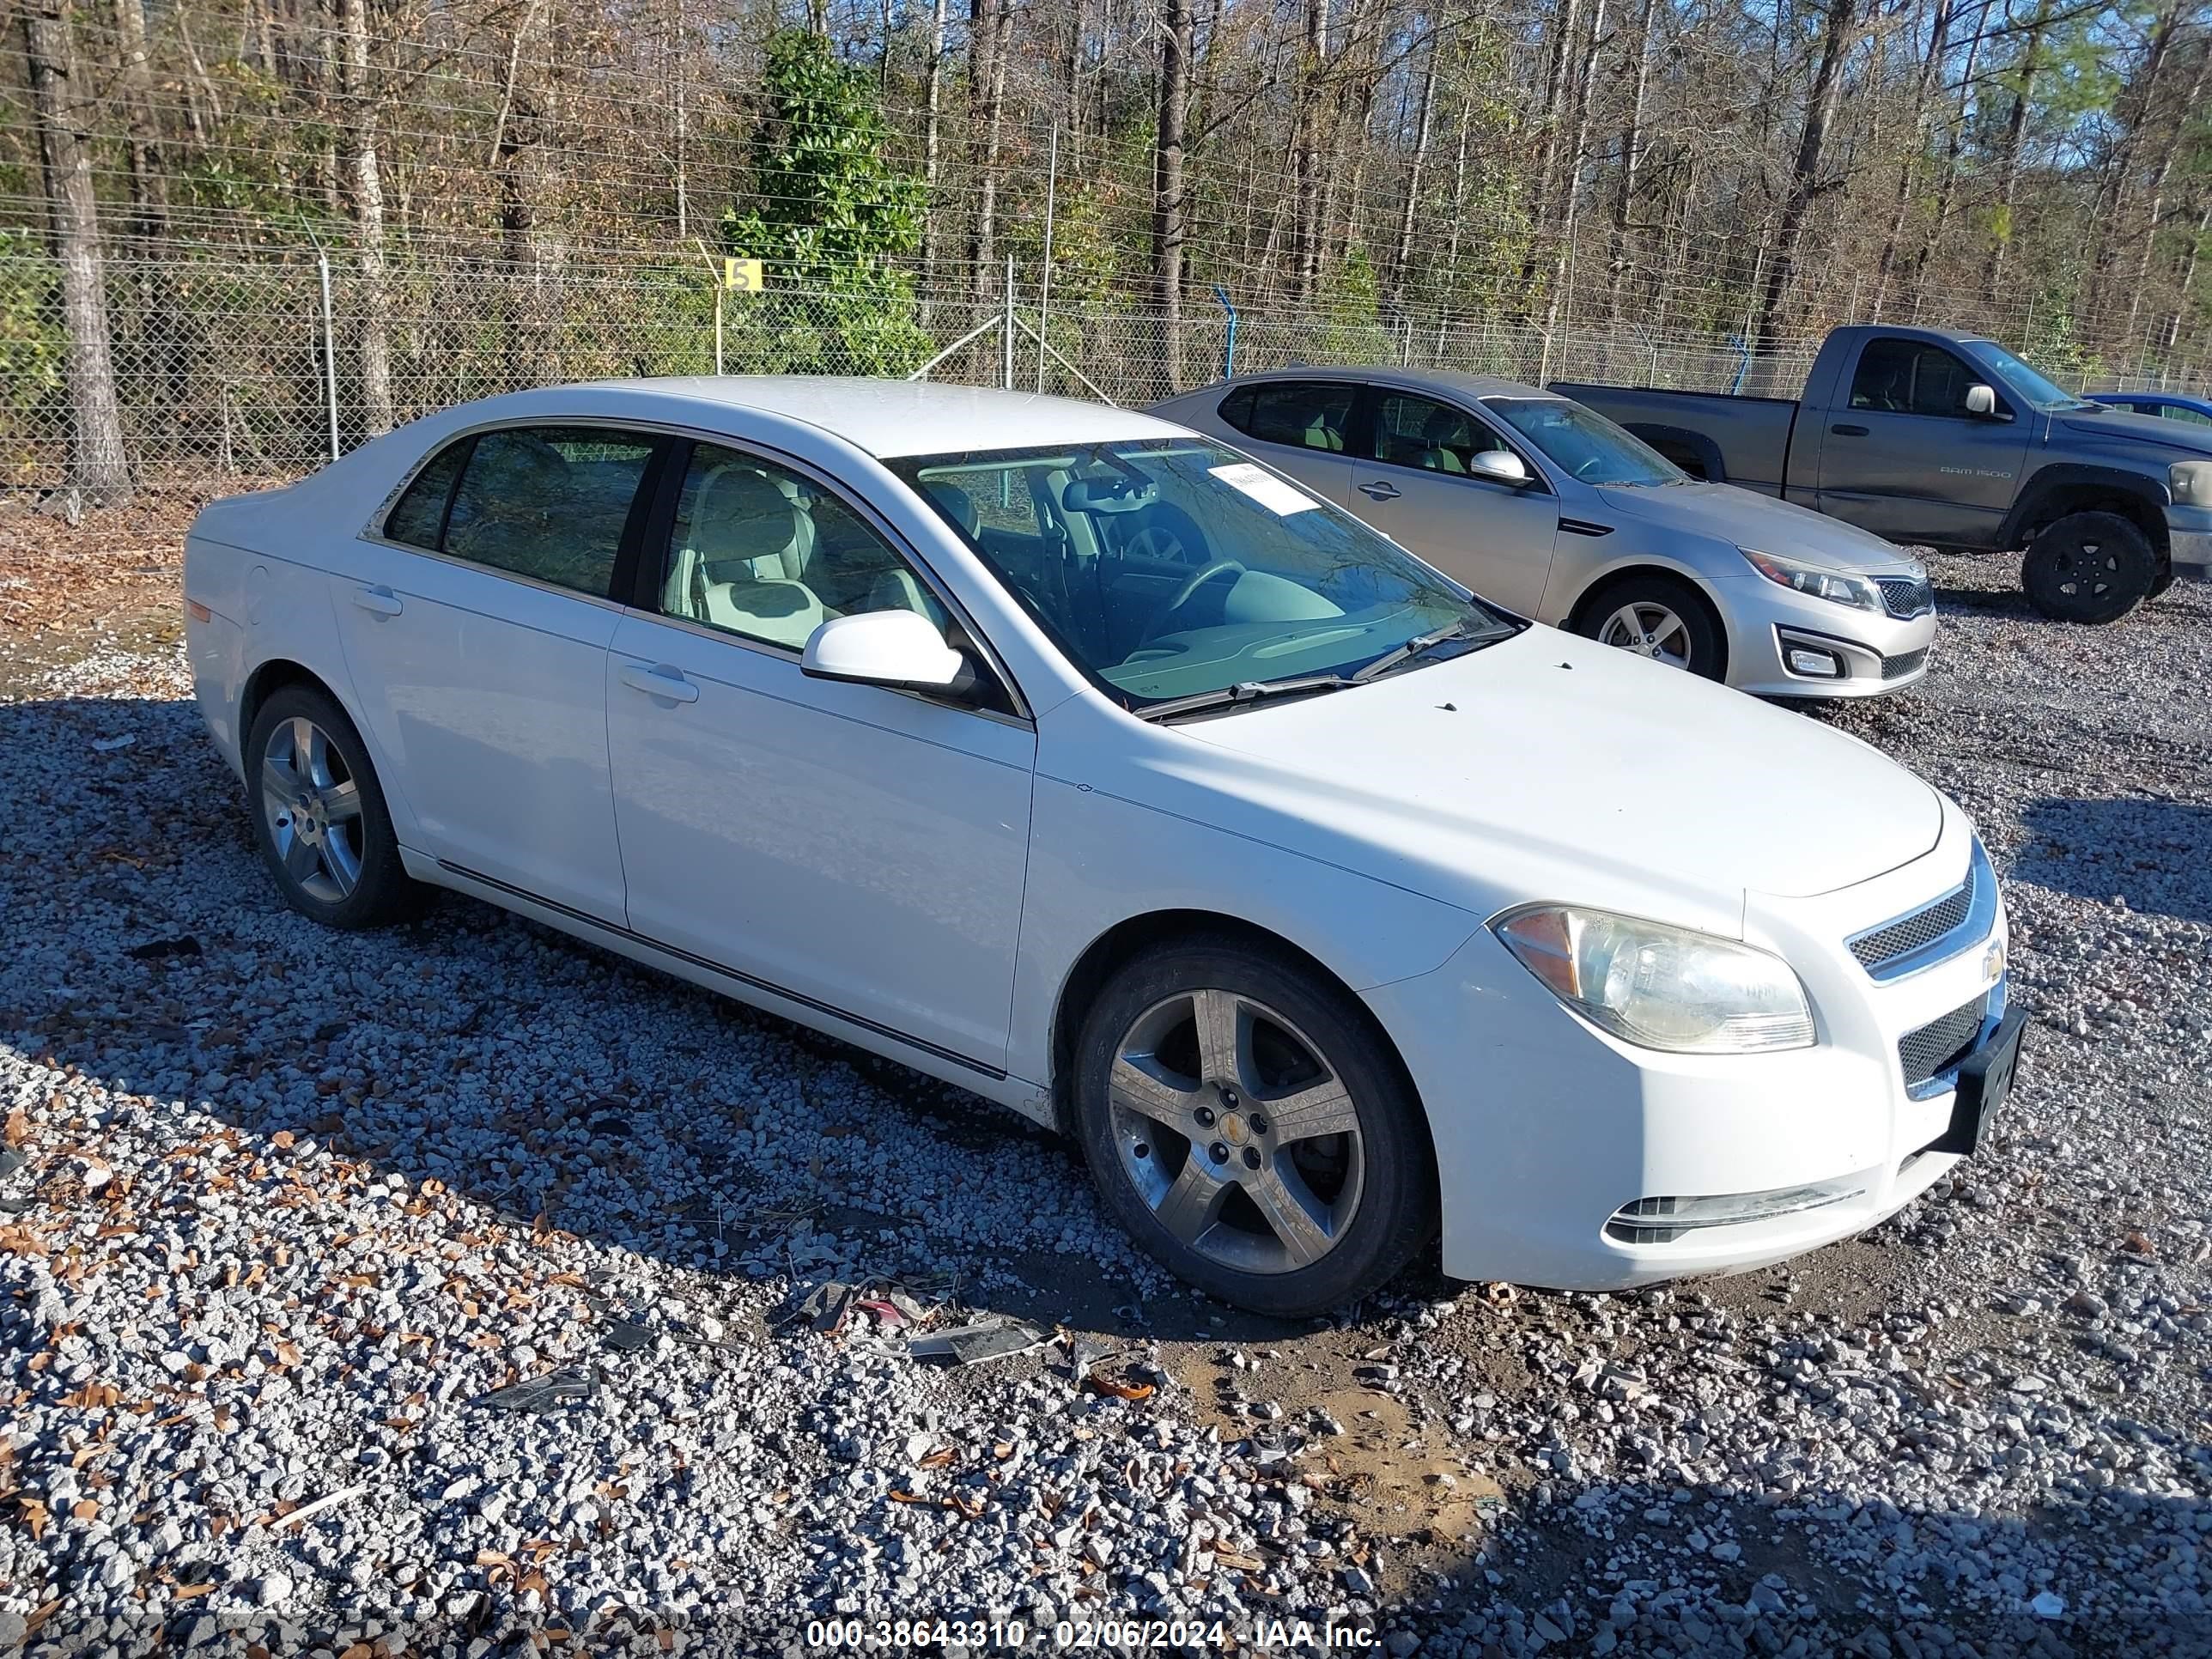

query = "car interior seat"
[686,465,828,648]
[1419,407,1470,474]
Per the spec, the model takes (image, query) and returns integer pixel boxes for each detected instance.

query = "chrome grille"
[1880,647,1928,681]
[1850,884,1972,972]
[1899,993,1988,1086]
[1876,575,1935,618]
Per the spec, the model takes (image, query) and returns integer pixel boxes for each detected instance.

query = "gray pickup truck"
[1558,325,2212,623]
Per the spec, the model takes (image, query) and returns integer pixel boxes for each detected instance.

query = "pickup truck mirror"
[1964,384,2004,419]
[1468,450,1531,485]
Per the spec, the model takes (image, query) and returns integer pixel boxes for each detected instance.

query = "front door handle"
[620,664,700,704]
[1358,480,1402,501]
[1830,423,1870,437]
[351,585,403,617]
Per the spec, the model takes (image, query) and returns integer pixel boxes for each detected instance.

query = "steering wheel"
[1139,559,1246,646]
[1572,453,1608,480]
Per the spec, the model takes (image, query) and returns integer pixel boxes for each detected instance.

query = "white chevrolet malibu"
[183,379,2025,1316]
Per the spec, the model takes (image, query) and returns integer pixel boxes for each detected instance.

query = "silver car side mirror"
[1468,449,1531,485]
[1964,384,2001,418]
[802,610,969,692]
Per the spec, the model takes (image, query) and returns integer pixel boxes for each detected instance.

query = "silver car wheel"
[1599,601,1693,669]
[260,714,364,904]
[1107,988,1365,1275]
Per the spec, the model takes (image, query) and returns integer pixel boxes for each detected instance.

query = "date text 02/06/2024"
[799,1618,1383,1650]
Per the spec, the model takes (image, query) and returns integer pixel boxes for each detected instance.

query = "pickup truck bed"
[1550,383,1798,496]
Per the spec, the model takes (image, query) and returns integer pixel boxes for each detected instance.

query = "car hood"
[2056,406,2212,458]
[1174,626,1943,910]
[1591,480,1917,572]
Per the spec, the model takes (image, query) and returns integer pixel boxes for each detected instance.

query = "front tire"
[2021,511,2156,623]
[1072,937,1436,1317]
[246,684,424,930]
[1575,573,1728,680]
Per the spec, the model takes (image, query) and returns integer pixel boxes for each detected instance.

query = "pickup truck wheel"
[1576,574,1727,680]
[2021,511,2156,624]
[1073,937,1436,1317]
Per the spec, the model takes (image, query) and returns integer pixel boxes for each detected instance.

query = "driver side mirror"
[802,610,975,696]
[1964,383,2006,420]
[1468,449,1532,485]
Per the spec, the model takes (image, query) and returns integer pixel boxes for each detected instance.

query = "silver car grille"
[1875,575,1935,619]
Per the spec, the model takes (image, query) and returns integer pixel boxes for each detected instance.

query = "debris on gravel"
[1,544,2209,1655]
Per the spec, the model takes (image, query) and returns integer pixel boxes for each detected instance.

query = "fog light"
[1786,646,1842,678]
[1606,1176,1867,1244]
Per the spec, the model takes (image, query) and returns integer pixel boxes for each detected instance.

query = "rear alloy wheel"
[2021,510,2157,624]
[1577,574,1726,680]
[1073,939,1435,1316]
[246,684,423,929]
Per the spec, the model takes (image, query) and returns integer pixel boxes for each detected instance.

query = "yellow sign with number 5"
[723,258,763,292]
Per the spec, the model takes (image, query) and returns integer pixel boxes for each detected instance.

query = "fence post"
[1037,126,1058,393]
[1212,285,1237,378]
[1003,254,1016,390]
[312,238,339,463]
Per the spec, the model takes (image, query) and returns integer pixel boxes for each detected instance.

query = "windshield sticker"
[1208,462,1320,516]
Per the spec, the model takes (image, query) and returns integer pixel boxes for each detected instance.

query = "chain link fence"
[2,237,2205,493]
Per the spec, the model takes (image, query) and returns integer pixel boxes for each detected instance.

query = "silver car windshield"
[891,438,1516,711]
[1486,398,1686,487]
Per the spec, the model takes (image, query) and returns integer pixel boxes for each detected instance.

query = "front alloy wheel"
[1074,938,1435,1316]
[1109,988,1365,1275]
[1596,599,1695,670]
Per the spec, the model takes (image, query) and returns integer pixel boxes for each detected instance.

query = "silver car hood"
[1593,481,1918,573]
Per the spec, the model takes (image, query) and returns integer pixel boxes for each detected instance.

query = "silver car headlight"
[1741,548,1881,611]
[1492,905,1815,1054]
[2171,459,2212,507]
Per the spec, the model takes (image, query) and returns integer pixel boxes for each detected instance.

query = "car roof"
[1187,364,1556,403]
[562,375,1179,459]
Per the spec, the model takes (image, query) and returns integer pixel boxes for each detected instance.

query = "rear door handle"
[1358,480,1401,501]
[351,585,403,617]
[1830,423,1869,437]
[620,663,700,704]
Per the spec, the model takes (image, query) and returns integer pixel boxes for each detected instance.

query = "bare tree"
[20,0,131,501]
[339,0,395,434]
[1747,0,1863,381]
[1151,0,1194,391]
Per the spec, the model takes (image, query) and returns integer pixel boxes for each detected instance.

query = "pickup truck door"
[1813,336,2031,547]
[1346,387,1560,613]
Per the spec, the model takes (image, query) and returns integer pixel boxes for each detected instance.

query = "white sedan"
[183,379,2025,1315]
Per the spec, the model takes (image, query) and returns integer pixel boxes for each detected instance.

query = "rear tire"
[1573,573,1728,681]
[1072,937,1436,1317]
[246,684,425,930]
[2021,511,2156,623]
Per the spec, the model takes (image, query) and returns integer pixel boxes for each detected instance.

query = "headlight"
[1492,905,1815,1054]
[1740,548,1881,611]
[2172,460,2212,507]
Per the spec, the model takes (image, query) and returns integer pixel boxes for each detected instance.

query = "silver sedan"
[1151,367,1938,698]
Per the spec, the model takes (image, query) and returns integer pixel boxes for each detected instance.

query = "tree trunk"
[1746,0,1860,385]
[2124,35,2210,347]
[922,0,950,291]
[1983,0,2051,302]
[1151,0,1194,392]
[967,0,1011,304]
[1607,0,1658,323]
[1392,32,1438,298]
[1292,0,1328,302]
[2164,198,2210,353]
[1530,0,1583,231]
[339,0,393,435]
[1870,0,1952,319]
[21,0,130,501]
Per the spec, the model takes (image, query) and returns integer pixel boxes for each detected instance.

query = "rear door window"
[441,427,657,597]
[1219,380,1359,453]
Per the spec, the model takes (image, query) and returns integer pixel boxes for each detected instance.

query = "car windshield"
[1969,341,2094,412]
[889,438,1516,712]
[1485,398,1685,486]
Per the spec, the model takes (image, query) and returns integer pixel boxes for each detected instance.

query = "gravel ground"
[2,541,2209,1658]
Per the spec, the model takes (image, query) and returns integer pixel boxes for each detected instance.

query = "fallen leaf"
[3,1109,27,1146]
[173,1582,216,1600]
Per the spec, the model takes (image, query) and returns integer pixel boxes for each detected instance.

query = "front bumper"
[1366,807,2008,1290]
[1707,574,1936,700]
[2166,505,2212,578]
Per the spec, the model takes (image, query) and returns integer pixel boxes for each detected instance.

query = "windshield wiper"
[1131,674,1356,723]
[1351,617,1498,683]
